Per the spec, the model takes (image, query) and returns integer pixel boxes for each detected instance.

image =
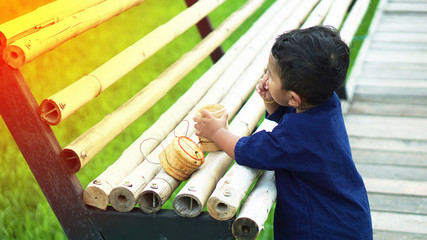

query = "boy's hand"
[256,73,274,102]
[193,109,228,142]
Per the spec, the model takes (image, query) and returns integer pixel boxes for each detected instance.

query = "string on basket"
[139,138,162,164]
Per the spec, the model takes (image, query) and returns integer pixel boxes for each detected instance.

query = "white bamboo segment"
[60,0,265,174]
[322,0,353,28]
[137,168,181,214]
[173,93,266,218]
[207,120,277,221]
[108,144,165,212]
[340,0,371,44]
[37,0,226,125]
[301,0,335,29]
[232,171,276,240]
[3,0,147,69]
[0,0,106,52]
[83,0,288,210]
[173,0,320,218]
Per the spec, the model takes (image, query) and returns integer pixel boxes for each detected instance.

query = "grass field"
[0,0,378,239]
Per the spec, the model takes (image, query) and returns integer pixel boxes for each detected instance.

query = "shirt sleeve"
[235,127,296,171]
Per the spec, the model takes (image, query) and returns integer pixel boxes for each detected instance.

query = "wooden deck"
[343,0,427,238]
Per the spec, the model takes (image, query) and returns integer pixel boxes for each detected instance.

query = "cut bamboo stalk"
[322,0,353,28]
[301,0,335,29]
[340,0,371,44]
[172,0,319,218]
[108,144,165,212]
[3,0,147,69]
[173,93,266,218]
[232,171,276,240]
[0,0,106,53]
[207,120,277,221]
[38,0,226,125]
[83,0,281,210]
[59,0,265,174]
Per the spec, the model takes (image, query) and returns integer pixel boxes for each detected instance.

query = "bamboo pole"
[206,120,277,221]
[340,0,371,44]
[37,0,227,125]
[301,0,335,29]
[322,0,353,28]
[83,0,278,210]
[0,0,106,53]
[59,0,265,174]
[3,0,147,69]
[232,171,276,240]
[172,0,320,218]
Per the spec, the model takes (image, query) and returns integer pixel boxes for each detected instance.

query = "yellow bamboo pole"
[59,0,266,174]
[232,171,276,240]
[37,0,226,125]
[0,0,106,53]
[3,0,147,69]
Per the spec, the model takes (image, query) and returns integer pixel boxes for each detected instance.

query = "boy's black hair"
[271,25,350,105]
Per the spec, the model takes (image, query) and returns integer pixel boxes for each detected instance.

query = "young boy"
[193,25,373,239]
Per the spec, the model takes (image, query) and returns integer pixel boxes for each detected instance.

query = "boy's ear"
[288,91,302,107]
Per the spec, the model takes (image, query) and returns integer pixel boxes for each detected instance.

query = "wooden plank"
[364,178,427,196]
[357,164,427,181]
[353,86,427,104]
[348,101,427,117]
[368,193,427,215]
[356,76,427,88]
[384,2,427,13]
[365,48,427,64]
[358,62,427,80]
[373,230,427,240]
[349,136,427,153]
[371,211,427,235]
[352,149,427,167]
[371,32,427,43]
[345,115,427,140]
[377,20,427,33]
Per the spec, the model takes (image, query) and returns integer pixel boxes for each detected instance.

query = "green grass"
[0,0,378,239]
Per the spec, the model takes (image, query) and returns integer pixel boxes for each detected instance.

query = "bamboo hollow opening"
[59,148,81,173]
[173,194,202,217]
[137,190,162,214]
[39,99,61,125]
[232,217,259,240]
[109,187,136,212]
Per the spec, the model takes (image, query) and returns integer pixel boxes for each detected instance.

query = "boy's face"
[267,53,291,106]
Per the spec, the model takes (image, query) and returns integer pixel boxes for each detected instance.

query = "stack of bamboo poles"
[82,0,270,210]
[57,0,265,174]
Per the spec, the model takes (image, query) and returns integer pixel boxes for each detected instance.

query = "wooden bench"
[0,0,370,239]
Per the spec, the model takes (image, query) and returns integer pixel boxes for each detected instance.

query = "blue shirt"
[235,93,373,239]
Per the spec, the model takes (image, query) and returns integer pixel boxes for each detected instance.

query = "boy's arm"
[211,128,240,159]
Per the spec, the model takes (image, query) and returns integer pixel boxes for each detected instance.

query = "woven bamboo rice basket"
[196,104,226,152]
[159,136,205,181]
